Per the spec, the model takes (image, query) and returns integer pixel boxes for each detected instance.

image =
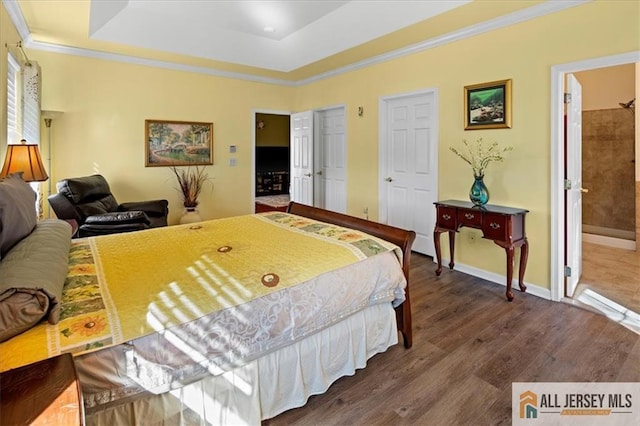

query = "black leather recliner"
[48,174,169,238]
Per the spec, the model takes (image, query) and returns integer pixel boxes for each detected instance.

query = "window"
[6,53,43,215]
[6,53,40,145]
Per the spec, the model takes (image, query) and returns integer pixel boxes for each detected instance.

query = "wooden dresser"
[433,199,529,301]
[0,353,84,425]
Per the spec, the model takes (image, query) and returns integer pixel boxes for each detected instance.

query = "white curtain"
[21,61,44,217]
[21,61,41,144]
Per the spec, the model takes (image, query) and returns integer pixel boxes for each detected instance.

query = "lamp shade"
[0,142,48,182]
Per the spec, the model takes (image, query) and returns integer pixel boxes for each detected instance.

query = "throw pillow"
[0,173,37,258]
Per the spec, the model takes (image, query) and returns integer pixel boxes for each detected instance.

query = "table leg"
[448,230,456,270]
[434,229,443,276]
[505,245,515,302]
[518,239,529,292]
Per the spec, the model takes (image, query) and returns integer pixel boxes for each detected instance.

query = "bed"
[0,173,415,425]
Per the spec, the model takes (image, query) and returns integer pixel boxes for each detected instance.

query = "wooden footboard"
[287,202,416,348]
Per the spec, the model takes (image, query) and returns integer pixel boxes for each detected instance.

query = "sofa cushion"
[57,174,112,204]
[0,173,37,259]
[75,196,119,218]
[0,220,72,342]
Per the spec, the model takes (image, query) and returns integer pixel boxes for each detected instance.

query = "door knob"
[580,188,589,193]
[316,171,323,175]
[304,173,312,177]
[385,177,393,182]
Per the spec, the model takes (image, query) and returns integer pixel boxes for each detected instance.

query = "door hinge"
[564,179,572,190]
[564,266,572,277]
[564,93,572,103]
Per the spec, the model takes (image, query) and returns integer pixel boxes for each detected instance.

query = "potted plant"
[169,164,210,223]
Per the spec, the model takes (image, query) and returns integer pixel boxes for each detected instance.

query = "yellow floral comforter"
[1,212,402,372]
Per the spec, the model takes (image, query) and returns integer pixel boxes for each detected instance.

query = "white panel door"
[290,111,314,206]
[315,107,347,213]
[566,74,583,297]
[381,91,437,257]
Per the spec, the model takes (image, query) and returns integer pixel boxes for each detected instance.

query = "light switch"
[229,145,237,153]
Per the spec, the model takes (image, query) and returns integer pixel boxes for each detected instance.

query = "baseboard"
[434,257,551,300]
[583,233,636,250]
[582,225,635,240]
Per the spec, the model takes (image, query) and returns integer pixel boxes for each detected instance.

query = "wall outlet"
[363,207,369,220]
[229,158,237,166]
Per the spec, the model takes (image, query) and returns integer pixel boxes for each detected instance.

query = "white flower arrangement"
[449,138,513,178]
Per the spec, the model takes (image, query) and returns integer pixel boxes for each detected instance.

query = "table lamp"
[0,139,48,181]
[1,139,49,218]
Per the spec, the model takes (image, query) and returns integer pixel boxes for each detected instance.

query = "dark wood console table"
[433,199,529,301]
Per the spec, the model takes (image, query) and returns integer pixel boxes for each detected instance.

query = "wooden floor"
[265,252,640,425]
[569,242,640,327]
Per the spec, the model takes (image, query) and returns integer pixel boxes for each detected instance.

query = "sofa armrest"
[119,200,169,217]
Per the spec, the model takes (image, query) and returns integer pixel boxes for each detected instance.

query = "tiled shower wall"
[582,108,636,238]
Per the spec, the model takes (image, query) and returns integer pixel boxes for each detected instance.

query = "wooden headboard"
[287,202,416,348]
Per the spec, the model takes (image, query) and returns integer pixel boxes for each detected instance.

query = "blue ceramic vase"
[469,175,489,206]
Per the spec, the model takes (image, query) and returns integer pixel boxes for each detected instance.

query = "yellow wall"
[293,0,639,288]
[256,113,290,147]
[575,64,636,111]
[30,51,294,224]
[1,1,639,290]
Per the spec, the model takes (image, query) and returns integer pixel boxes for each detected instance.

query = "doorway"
[253,107,347,213]
[253,111,292,213]
[550,51,639,302]
[575,65,637,251]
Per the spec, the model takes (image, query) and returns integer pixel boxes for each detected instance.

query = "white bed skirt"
[86,302,398,425]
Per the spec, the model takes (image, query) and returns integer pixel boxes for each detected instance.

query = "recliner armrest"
[84,211,151,226]
[48,193,81,222]
[119,200,169,217]
[78,222,149,238]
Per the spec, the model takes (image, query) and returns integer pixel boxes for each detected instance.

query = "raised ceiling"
[10,0,584,83]
[87,0,471,72]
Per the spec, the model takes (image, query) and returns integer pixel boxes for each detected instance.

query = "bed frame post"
[286,202,416,348]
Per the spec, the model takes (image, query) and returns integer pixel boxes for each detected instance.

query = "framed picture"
[464,79,512,130]
[145,120,213,167]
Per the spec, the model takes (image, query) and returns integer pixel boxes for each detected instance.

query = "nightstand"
[0,353,84,425]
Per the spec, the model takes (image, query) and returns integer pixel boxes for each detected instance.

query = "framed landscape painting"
[145,120,213,166]
[464,79,512,130]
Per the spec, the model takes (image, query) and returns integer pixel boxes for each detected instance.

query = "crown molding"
[296,0,591,86]
[25,39,298,87]
[4,0,591,87]
[2,0,30,41]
